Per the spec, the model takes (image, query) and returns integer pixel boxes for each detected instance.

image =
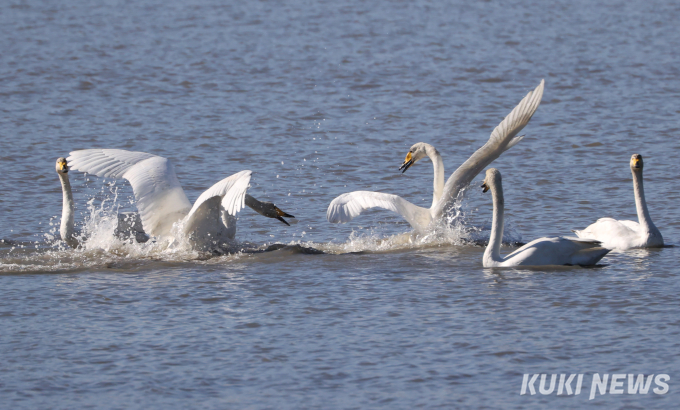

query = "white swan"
[56,157,151,248]
[573,154,663,250]
[327,79,545,231]
[481,168,610,267]
[66,149,294,250]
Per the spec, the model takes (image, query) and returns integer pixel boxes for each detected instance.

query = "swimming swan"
[326,79,545,231]
[66,149,294,249]
[573,154,663,250]
[481,168,610,267]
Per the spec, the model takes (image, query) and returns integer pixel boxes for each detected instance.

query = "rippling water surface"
[1,0,679,408]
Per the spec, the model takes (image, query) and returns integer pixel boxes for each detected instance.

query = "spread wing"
[327,191,432,230]
[184,170,252,228]
[181,170,252,244]
[434,79,545,217]
[67,149,192,238]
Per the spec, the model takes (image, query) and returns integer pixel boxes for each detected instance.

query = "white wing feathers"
[433,79,545,217]
[186,170,252,219]
[327,191,432,230]
[487,79,545,151]
[66,149,157,179]
[68,149,256,245]
[67,149,193,237]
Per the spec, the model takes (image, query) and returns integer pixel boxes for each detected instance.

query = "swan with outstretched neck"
[326,79,545,231]
[56,158,78,248]
[573,154,663,250]
[66,149,294,250]
[480,168,610,267]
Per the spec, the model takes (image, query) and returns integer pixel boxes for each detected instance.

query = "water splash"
[308,188,523,254]
[1,185,524,272]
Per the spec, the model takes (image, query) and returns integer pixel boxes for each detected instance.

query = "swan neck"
[59,172,75,243]
[632,168,658,234]
[485,179,504,263]
[244,194,264,216]
[426,146,445,207]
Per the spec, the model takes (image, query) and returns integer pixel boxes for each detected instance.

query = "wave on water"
[0,191,522,273]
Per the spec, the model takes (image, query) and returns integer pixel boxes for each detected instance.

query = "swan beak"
[58,162,69,173]
[481,182,489,193]
[399,152,413,173]
[274,207,294,226]
[632,158,642,169]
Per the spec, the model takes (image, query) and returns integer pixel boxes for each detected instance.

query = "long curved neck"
[58,172,76,245]
[484,179,505,264]
[425,145,445,208]
[632,168,659,236]
[244,194,265,216]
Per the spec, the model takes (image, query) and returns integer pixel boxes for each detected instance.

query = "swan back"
[497,237,610,267]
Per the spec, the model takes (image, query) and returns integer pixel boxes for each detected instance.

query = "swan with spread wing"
[66,149,294,250]
[327,79,545,231]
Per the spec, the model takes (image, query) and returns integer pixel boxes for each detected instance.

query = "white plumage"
[481,168,610,267]
[573,154,663,250]
[67,149,253,248]
[327,79,545,231]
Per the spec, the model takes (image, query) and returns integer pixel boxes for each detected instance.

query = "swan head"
[481,168,502,193]
[399,142,434,173]
[257,202,295,226]
[630,154,643,170]
[270,204,295,226]
[55,157,69,174]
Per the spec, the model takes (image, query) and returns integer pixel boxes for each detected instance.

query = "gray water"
[1,0,679,408]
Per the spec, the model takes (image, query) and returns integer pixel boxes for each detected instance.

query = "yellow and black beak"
[274,207,295,226]
[632,157,642,169]
[481,182,489,193]
[399,152,413,173]
[59,162,69,173]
